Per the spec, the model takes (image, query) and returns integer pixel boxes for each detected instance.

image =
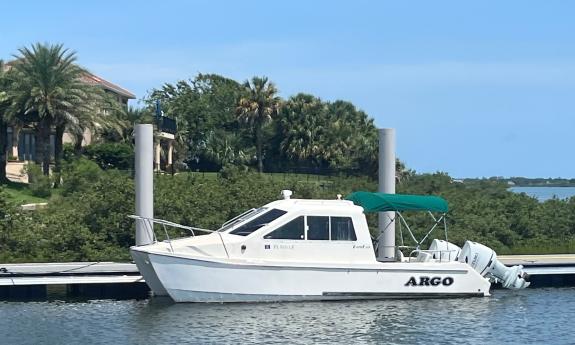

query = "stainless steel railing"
[128,215,230,258]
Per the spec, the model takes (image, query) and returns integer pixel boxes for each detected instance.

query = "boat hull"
[142,251,491,302]
[130,248,168,296]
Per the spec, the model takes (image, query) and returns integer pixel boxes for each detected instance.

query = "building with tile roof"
[81,73,136,105]
[3,66,136,180]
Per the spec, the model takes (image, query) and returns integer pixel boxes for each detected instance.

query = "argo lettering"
[405,276,454,286]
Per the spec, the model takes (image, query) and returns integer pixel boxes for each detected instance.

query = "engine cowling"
[458,241,530,289]
[428,239,461,261]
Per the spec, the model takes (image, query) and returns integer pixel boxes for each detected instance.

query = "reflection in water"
[1,288,574,345]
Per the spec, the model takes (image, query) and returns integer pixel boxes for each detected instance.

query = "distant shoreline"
[462,178,575,188]
[510,183,575,187]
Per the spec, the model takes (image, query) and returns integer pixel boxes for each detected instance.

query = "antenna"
[281,190,293,200]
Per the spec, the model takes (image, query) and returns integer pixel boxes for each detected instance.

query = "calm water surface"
[509,186,575,201]
[1,288,574,345]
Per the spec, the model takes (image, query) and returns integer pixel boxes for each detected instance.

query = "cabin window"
[264,216,304,240]
[331,217,357,241]
[229,209,287,236]
[307,216,330,240]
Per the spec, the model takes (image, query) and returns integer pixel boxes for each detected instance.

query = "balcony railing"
[157,116,177,134]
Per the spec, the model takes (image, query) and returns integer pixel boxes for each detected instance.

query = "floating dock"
[0,262,147,300]
[1,255,574,299]
[499,254,575,287]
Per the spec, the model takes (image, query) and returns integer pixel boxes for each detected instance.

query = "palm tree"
[204,129,253,167]
[395,158,414,183]
[0,60,10,183]
[319,100,378,173]
[70,92,128,154]
[279,93,327,167]
[236,76,281,173]
[107,105,154,146]
[8,43,96,176]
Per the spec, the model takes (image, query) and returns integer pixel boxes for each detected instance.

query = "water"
[1,288,574,345]
[509,186,575,201]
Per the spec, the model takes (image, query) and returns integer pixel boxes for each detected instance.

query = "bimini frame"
[379,210,448,249]
[345,191,452,260]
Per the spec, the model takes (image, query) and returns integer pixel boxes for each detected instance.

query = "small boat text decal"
[404,276,454,286]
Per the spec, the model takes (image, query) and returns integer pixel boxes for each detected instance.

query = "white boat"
[130,190,529,302]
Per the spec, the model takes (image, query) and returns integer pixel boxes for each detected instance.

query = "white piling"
[135,124,155,246]
[378,128,396,261]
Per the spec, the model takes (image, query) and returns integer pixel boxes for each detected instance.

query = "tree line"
[1,43,408,186]
[147,74,384,176]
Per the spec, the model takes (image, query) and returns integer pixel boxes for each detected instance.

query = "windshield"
[229,208,287,236]
[218,207,267,232]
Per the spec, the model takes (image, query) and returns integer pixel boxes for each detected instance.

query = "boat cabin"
[154,191,376,264]
[222,196,375,264]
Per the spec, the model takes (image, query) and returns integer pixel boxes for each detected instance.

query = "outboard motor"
[428,239,461,261]
[458,241,530,289]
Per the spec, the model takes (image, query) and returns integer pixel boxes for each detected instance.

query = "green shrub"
[24,163,52,198]
[219,164,250,180]
[61,158,103,196]
[62,143,76,162]
[83,142,134,171]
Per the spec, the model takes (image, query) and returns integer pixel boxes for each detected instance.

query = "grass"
[182,170,371,182]
[1,181,49,204]
[178,171,376,193]
[508,239,575,255]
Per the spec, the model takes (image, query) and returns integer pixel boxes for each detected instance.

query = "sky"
[1,0,574,178]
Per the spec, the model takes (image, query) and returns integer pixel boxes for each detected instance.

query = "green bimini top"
[345,191,448,213]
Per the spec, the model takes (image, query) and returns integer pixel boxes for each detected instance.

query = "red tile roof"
[4,59,136,99]
[81,73,136,99]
